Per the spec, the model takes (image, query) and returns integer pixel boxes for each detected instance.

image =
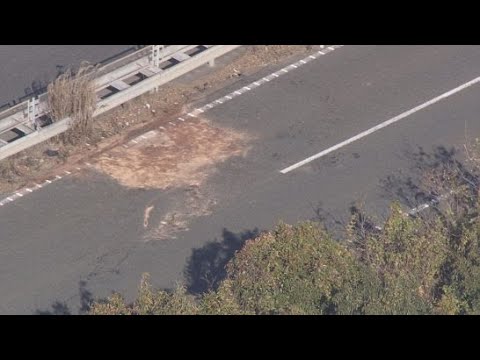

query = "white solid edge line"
[280,75,480,174]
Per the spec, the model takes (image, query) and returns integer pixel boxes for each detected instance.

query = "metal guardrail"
[0,45,242,160]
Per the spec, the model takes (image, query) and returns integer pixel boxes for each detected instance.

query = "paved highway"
[1,45,480,314]
[0,45,135,108]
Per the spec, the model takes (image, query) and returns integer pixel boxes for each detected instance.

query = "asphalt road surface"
[1,45,480,314]
[0,45,135,108]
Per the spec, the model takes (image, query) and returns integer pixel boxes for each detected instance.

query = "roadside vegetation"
[47,62,98,145]
[90,140,480,315]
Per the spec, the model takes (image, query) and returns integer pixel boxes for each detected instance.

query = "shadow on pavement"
[380,146,480,221]
[309,144,480,239]
[184,227,261,295]
[379,145,479,211]
[34,280,94,315]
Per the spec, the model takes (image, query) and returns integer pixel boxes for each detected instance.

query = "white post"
[28,96,39,130]
[150,45,165,68]
[149,45,165,93]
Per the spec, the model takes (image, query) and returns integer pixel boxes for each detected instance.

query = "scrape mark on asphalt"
[143,205,155,228]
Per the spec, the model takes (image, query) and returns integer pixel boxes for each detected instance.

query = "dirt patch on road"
[94,118,251,190]
[92,117,251,242]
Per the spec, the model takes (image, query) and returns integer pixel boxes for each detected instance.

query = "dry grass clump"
[47,62,98,145]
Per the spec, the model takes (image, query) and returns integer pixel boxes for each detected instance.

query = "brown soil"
[94,118,251,190]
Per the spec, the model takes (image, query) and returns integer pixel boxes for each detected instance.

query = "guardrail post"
[149,45,165,92]
[150,45,165,68]
[28,96,40,131]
